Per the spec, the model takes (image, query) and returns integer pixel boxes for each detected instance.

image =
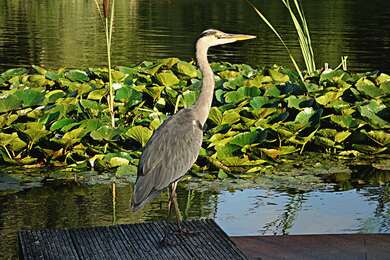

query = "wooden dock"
[18,219,247,260]
[18,220,390,259]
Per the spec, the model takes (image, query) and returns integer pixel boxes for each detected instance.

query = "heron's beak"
[222,33,256,41]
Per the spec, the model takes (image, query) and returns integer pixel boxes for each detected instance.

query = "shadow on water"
[0,161,389,259]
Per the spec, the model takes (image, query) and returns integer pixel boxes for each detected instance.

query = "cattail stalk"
[95,0,115,127]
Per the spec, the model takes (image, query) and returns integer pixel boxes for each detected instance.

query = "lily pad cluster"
[0,58,389,178]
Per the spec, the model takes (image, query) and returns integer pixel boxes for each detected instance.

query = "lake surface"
[1,177,389,259]
[1,0,390,72]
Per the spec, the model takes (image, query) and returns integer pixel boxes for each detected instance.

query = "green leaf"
[208,107,223,125]
[176,61,197,77]
[356,78,383,97]
[66,69,89,82]
[183,90,198,108]
[335,131,351,143]
[330,115,359,129]
[90,126,118,141]
[222,110,240,125]
[0,94,22,113]
[15,89,45,107]
[87,89,107,100]
[269,69,289,82]
[0,132,27,151]
[230,130,264,147]
[125,126,153,147]
[50,118,75,131]
[250,96,270,109]
[156,71,180,86]
[45,90,66,104]
[358,100,389,128]
[116,165,137,176]
[109,157,129,167]
[364,130,390,146]
[17,122,49,144]
[264,85,281,97]
[294,107,315,126]
[224,90,245,104]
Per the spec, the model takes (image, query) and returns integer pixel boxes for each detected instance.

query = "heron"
[131,29,255,229]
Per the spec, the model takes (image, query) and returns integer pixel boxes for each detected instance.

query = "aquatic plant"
[247,0,316,76]
[0,60,389,178]
[94,0,116,127]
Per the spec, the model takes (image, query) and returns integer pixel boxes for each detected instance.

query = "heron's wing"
[132,109,203,210]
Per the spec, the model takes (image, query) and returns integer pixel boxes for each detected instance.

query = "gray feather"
[131,108,203,210]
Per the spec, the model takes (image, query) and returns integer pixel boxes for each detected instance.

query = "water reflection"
[0,179,389,259]
[1,0,390,71]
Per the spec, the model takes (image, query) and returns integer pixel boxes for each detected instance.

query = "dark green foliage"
[0,61,389,178]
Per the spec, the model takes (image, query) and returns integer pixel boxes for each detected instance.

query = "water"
[1,0,390,71]
[0,176,389,259]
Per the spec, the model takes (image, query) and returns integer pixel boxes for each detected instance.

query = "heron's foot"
[175,226,200,236]
[159,228,200,247]
[159,232,178,247]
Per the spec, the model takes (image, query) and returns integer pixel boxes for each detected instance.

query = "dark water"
[0,173,389,259]
[1,0,390,71]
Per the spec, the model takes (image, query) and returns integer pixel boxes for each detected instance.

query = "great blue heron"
[131,29,255,224]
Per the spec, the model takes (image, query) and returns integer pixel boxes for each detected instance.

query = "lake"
[1,0,390,71]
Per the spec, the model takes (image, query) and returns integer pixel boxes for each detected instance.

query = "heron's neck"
[193,41,214,126]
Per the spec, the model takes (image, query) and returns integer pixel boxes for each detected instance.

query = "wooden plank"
[19,219,247,260]
[231,234,390,260]
[18,229,79,260]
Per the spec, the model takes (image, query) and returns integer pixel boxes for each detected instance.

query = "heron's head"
[197,29,256,48]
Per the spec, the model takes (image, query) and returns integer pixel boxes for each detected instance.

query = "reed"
[246,0,316,80]
[94,0,116,127]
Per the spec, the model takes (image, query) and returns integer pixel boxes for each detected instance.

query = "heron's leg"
[171,184,183,230]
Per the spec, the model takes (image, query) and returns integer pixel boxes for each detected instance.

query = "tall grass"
[246,0,316,81]
[94,0,116,127]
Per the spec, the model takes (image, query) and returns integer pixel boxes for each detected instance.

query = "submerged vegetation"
[0,59,389,178]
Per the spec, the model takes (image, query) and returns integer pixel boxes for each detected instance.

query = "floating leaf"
[358,100,389,128]
[230,130,264,147]
[125,126,153,147]
[294,107,316,126]
[176,61,197,78]
[269,69,289,82]
[356,78,383,98]
[50,118,75,131]
[330,115,359,129]
[90,126,118,141]
[250,96,270,109]
[335,131,351,143]
[88,89,107,100]
[45,90,66,104]
[109,157,129,167]
[222,110,240,125]
[66,69,89,82]
[0,94,22,113]
[156,71,180,86]
[208,107,223,125]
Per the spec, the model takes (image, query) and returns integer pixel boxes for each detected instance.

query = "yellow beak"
[223,33,256,41]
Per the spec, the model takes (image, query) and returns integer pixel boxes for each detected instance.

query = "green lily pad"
[156,71,180,86]
[358,100,389,128]
[176,61,197,78]
[125,125,153,147]
[356,78,383,98]
[90,126,118,141]
[330,115,359,129]
[66,69,89,82]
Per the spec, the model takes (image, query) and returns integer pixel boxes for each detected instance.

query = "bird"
[131,29,256,224]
